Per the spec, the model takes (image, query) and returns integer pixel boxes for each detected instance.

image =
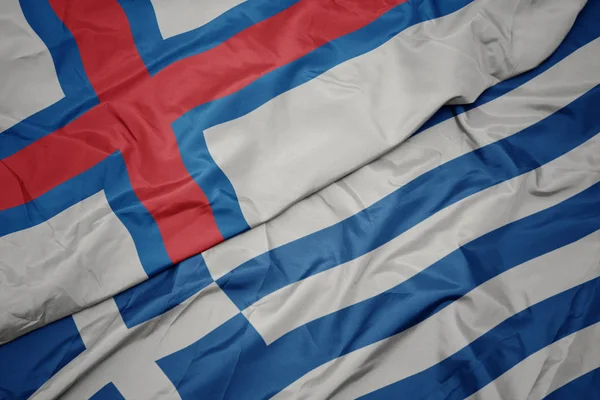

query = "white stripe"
[202,36,600,282]
[245,134,600,344]
[468,321,600,400]
[203,0,584,228]
[32,283,239,400]
[0,0,64,133]
[274,229,600,399]
[150,0,245,39]
[0,191,147,344]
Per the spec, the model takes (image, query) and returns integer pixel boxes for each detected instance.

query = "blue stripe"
[0,152,171,277]
[361,277,600,400]
[18,0,93,99]
[175,0,600,245]
[157,179,600,399]
[103,153,171,276]
[114,253,213,328]
[117,0,301,75]
[545,368,600,400]
[0,316,85,400]
[1,0,98,159]
[173,0,476,239]
[90,383,126,400]
[217,84,600,311]
[172,115,249,239]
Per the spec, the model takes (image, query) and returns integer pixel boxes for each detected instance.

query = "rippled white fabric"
[203,37,600,283]
[204,0,586,227]
[0,191,147,344]
[150,0,246,39]
[0,0,63,133]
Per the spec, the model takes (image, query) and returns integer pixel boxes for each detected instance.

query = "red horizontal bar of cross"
[0,0,405,264]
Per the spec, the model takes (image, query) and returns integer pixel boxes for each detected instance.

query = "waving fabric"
[0,0,599,399]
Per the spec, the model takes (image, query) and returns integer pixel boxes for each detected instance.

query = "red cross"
[0,0,404,264]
